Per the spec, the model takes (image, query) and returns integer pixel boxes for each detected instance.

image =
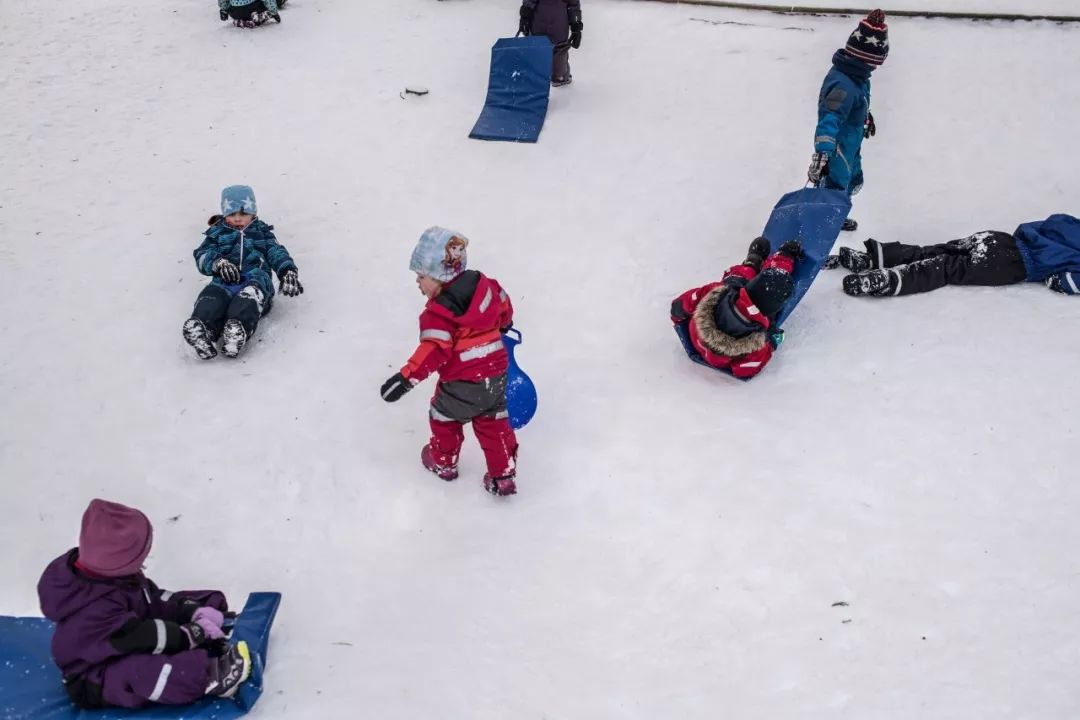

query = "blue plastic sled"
[761,187,851,327]
[469,36,553,143]
[0,592,281,720]
[501,328,537,429]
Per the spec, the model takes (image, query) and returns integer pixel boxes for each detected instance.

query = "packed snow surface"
[1,0,1078,718]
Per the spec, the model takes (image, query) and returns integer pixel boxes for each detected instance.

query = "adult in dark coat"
[519,0,583,86]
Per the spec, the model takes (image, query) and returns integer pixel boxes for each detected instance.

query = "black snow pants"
[865,232,1028,296]
[190,283,268,339]
[527,0,577,83]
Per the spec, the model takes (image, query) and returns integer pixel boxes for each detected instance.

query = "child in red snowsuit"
[670,238,801,379]
[380,227,519,496]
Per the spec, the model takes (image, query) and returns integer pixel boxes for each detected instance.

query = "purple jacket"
[37,549,227,682]
[523,0,581,42]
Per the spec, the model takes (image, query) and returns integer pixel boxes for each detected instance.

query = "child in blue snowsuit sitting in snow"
[218,0,283,27]
[830,213,1080,297]
[183,185,303,359]
[807,9,889,232]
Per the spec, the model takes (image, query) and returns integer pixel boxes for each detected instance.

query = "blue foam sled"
[0,592,281,720]
[469,36,553,143]
[761,187,851,326]
[502,328,537,429]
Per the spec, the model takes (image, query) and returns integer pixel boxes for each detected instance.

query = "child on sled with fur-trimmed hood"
[670,238,802,379]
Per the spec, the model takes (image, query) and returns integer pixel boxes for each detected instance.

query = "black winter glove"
[670,298,690,322]
[381,372,415,403]
[1045,275,1068,294]
[864,111,876,139]
[807,152,830,185]
[213,257,241,284]
[279,269,303,297]
[823,255,841,270]
[269,11,281,23]
[180,622,207,649]
[220,9,229,21]
[569,21,583,49]
[518,6,534,35]
[778,240,804,260]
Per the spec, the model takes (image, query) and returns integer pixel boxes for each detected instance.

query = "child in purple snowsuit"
[519,0,583,86]
[37,499,251,709]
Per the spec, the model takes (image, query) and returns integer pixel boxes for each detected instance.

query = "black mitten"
[518,6,534,35]
[381,373,414,403]
[864,111,876,139]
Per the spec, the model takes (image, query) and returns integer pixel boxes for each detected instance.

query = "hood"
[431,271,503,331]
[37,550,134,623]
[692,286,768,357]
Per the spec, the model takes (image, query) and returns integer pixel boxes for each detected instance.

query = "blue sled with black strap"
[0,592,282,720]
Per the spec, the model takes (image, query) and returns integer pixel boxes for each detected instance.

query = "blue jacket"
[1013,214,1080,294]
[814,50,873,193]
[219,0,279,12]
[193,218,296,299]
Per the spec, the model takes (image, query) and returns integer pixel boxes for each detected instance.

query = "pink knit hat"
[78,499,153,577]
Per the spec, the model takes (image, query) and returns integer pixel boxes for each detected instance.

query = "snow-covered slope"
[1,1,1078,718]
[667,0,1079,16]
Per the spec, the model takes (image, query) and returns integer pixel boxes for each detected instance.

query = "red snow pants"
[428,375,518,478]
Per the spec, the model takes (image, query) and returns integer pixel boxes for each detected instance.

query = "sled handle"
[502,327,523,346]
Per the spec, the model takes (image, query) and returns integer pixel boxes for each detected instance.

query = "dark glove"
[213,257,241,284]
[220,9,229,21]
[569,21,583,49]
[823,255,841,270]
[864,111,876,139]
[670,298,690,322]
[518,6,534,35]
[807,152,830,185]
[269,11,281,23]
[777,241,804,260]
[380,372,415,403]
[280,269,303,297]
[180,622,208,649]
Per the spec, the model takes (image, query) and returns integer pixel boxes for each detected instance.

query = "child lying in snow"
[670,238,802,379]
[831,213,1080,297]
[37,499,250,709]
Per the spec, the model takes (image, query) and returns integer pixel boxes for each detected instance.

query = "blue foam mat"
[469,36,553,143]
[761,187,851,327]
[0,592,281,720]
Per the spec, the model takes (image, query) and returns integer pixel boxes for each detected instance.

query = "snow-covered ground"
[2,0,1079,718]
[681,0,1078,16]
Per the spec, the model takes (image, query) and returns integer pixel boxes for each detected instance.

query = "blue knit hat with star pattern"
[221,185,257,216]
[845,9,889,66]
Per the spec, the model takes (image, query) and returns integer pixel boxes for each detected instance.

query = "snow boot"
[221,319,248,358]
[205,642,252,699]
[483,472,517,497]
[842,218,858,232]
[552,75,573,87]
[744,236,771,270]
[183,318,217,360]
[842,269,895,297]
[837,246,873,272]
[421,444,459,481]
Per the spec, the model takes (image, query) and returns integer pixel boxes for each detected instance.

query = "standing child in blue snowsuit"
[829,213,1080,297]
[218,0,283,28]
[37,499,251,709]
[182,185,304,360]
[518,0,583,86]
[807,9,889,231]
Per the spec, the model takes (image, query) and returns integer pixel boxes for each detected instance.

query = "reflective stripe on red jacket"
[402,270,514,383]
